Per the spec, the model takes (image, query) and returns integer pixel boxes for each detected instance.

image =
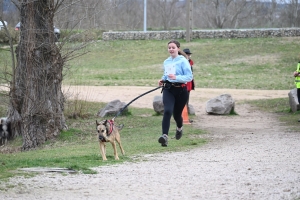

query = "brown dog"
[96,120,125,161]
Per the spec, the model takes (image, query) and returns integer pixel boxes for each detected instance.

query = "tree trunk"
[8,0,66,151]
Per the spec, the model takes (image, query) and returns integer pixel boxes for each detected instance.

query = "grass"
[1,37,298,89]
[0,100,205,180]
[0,36,300,181]
[59,37,298,90]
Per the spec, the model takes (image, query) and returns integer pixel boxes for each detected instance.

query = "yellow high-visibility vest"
[295,62,300,88]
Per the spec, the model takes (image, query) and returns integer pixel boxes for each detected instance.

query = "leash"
[112,86,163,121]
[99,85,162,142]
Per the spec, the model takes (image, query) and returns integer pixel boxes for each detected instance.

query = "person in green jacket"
[293,61,300,121]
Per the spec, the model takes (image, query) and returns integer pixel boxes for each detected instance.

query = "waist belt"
[162,82,186,93]
[165,81,186,88]
[172,83,186,87]
[164,82,186,88]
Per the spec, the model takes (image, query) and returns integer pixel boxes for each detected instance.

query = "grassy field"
[60,37,298,90]
[1,37,298,89]
[0,37,299,181]
[0,99,205,180]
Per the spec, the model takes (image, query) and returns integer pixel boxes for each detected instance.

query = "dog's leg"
[3,130,8,146]
[115,133,125,155]
[99,142,107,161]
[104,143,106,155]
[111,141,119,160]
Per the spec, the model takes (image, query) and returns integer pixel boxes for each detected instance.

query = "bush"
[0,27,19,44]
[60,29,105,42]
[0,28,105,44]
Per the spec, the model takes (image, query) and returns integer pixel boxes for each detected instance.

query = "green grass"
[59,37,298,89]
[0,37,300,181]
[0,100,205,180]
[1,37,299,89]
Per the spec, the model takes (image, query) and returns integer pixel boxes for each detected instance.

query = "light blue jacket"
[161,55,193,83]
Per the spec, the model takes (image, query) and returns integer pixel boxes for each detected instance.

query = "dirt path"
[2,86,300,200]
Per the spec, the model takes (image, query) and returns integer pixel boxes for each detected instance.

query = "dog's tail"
[117,124,124,131]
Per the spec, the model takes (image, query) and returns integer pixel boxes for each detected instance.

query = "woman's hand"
[168,74,176,80]
[294,71,299,77]
[158,80,164,86]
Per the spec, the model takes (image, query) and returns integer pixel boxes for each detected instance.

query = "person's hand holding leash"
[158,80,164,86]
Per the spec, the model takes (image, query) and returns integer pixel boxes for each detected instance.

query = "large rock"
[153,95,164,114]
[206,94,235,115]
[152,95,195,115]
[188,104,195,115]
[97,100,127,117]
[288,88,300,113]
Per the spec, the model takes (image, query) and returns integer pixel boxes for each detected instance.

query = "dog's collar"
[107,120,114,135]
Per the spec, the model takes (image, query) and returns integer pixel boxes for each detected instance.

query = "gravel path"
[1,86,300,200]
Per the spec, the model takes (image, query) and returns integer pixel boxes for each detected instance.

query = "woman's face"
[168,42,179,58]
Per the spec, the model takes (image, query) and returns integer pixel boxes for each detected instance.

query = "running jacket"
[161,55,193,83]
[295,62,300,88]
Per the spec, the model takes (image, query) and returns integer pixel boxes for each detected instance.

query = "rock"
[188,104,195,115]
[152,95,195,115]
[206,94,235,115]
[153,95,164,114]
[97,100,127,117]
[19,167,77,174]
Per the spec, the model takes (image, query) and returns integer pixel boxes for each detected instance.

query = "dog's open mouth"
[99,135,106,142]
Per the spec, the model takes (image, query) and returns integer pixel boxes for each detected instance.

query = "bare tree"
[194,0,258,29]
[281,0,300,27]
[117,0,143,30]
[54,0,140,31]
[8,0,67,150]
[148,0,182,30]
[265,0,279,27]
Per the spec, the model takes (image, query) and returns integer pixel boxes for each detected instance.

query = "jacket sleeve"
[175,59,193,83]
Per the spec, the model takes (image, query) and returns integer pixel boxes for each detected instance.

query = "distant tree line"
[2,0,300,31]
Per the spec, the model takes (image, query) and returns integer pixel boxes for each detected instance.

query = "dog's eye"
[101,130,105,133]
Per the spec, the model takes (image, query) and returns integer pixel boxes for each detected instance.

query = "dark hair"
[178,49,188,59]
[168,40,180,48]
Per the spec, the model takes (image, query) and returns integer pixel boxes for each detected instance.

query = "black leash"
[112,86,163,121]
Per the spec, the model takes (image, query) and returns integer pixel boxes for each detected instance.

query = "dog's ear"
[104,120,108,125]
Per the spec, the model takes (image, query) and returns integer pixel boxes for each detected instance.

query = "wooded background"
[2,0,300,31]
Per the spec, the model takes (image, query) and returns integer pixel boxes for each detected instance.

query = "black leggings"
[162,86,188,135]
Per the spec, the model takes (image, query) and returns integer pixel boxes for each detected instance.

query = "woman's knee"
[164,109,172,117]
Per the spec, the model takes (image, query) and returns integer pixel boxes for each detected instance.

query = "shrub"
[0,27,19,44]
[60,29,105,42]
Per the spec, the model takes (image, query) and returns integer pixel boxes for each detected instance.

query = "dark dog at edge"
[96,120,125,161]
[0,117,11,146]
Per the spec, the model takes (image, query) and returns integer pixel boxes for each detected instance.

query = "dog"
[0,117,11,146]
[96,119,125,161]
